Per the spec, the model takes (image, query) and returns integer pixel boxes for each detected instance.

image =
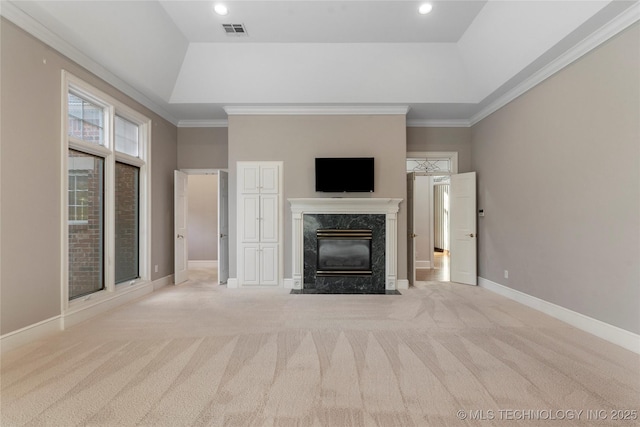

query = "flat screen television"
[315,157,374,192]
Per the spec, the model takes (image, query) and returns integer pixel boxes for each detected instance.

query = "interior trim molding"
[479,277,640,354]
[0,315,62,354]
[0,274,173,353]
[224,106,410,116]
[470,3,640,126]
[0,1,179,126]
[407,119,471,128]
[152,274,174,291]
[178,120,229,128]
[397,279,409,290]
[62,283,155,330]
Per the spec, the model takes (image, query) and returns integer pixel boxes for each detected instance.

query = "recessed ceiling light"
[214,4,228,16]
[418,3,433,15]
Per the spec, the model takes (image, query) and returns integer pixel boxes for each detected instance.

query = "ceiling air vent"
[222,24,247,35]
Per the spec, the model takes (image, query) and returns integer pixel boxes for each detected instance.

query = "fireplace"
[316,229,373,276]
[288,198,404,292]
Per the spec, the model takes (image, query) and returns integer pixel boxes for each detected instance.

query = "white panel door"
[174,170,189,285]
[239,163,260,193]
[260,164,279,194]
[242,244,260,285]
[450,172,477,285]
[260,194,279,243]
[218,170,229,285]
[260,244,279,285]
[240,194,260,243]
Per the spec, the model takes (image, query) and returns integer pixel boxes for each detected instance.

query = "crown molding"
[1,1,179,126]
[224,106,410,116]
[407,119,471,128]
[470,2,640,126]
[178,119,228,128]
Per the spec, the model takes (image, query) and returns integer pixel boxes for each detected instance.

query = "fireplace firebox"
[316,229,372,276]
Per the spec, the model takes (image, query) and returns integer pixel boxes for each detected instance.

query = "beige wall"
[471,24,640,334]
[178,127,228,170]
[406,127,472,172]
[188,174,218,261]
[228,114,408,280]
[0,19,178,335]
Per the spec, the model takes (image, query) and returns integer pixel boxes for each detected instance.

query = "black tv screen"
[315,157,374,192]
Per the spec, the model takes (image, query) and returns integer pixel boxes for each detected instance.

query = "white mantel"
[288,198,403,290]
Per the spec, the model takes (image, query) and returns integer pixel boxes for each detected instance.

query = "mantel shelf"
[288,198,402,214]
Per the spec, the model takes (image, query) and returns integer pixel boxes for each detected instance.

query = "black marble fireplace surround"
[300,213,392,294]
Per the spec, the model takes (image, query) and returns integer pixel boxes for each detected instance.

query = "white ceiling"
[3,0,638,126]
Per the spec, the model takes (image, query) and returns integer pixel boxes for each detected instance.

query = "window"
[406,158,451,173]
[115,161,140,284]
[406,152,458,175]
[68,171,89,223]
[68,150,105,299]
[64,73,149,303]
[115,115,139,157]
[68,93,105,145]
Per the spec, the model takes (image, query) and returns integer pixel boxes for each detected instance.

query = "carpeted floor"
[1,269,638,426]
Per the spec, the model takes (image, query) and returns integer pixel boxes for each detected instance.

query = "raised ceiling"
[3,1,638,126]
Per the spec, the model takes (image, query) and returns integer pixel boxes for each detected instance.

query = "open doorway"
[175,169,229,286]
[425,176,451,282]
[411,175,451,283]
[407,152,457,285]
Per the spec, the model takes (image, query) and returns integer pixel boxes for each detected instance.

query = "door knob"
[177,234,184,239]
[467,233,475,238]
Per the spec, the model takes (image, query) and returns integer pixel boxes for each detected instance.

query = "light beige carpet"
[1,269,638,426]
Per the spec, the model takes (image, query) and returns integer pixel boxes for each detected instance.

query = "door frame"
[177,169,229,284]
[406,152,458,282]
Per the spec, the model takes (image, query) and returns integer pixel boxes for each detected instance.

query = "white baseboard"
[227,278,238,288]
[1,275,175,354]
[63,282,155,329]
[152,274,174,291]
[0,315,62,354]
[188,260,218,269]
[283,279,294,289]
[479,277,640,354]
[397,279,409,290]
[416,261,431,269]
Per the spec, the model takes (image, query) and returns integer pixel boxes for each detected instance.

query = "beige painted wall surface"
[188,175,218,261]
[228,115,407,280]
[150,120,179,280]
[0,19,177,335]
[406,127,472,172]
[178,127,228,170]
[472,24,640,334]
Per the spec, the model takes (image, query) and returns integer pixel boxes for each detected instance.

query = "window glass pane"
[68,149,104,299]
[115,116,139,157]
[406,158,451,173]
[68,93,105,145]
[115,162,140,284]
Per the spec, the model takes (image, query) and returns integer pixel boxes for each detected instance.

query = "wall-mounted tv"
[315,157,374,193]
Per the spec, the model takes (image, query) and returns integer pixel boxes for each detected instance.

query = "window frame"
[61,71,151,310]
